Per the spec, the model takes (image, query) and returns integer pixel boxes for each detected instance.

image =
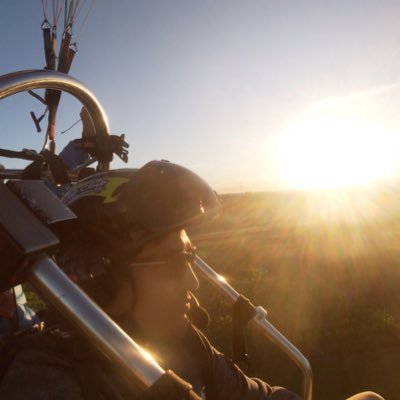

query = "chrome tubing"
[0,70,109,170]
[28,255,164,390]
[194,255,313,400]
[0,169,24,179]
[253,317,313,400]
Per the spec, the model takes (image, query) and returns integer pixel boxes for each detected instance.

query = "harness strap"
[232,295,256,365]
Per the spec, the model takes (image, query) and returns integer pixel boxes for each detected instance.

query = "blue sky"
[2,1,400,192]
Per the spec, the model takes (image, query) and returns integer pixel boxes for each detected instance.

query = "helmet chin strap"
[186,291,210,330]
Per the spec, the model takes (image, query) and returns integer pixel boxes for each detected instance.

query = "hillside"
[195,182,400,233]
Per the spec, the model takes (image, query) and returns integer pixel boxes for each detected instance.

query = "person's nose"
[184,264,199,292]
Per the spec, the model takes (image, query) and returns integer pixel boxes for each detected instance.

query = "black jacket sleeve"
[188,325,301,400]
[210,346,301,400]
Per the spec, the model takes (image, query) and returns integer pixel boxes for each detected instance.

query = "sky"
[2,1,400,193]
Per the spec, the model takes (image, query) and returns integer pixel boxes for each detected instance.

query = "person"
[0,160,384,400]
[0,286,40,338]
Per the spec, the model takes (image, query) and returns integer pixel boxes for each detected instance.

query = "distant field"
[192,189,400,399]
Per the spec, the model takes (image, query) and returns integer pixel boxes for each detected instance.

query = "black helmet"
[62,160,222,244]
[57,160,222,306]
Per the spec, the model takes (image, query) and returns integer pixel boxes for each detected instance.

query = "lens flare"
[279,116,400,190]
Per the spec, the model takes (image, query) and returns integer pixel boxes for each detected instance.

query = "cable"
[75,0,95,42]
[61,118,81,134]
[42,0,49,21]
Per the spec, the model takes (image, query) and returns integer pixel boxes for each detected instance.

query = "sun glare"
[279,115,399,190]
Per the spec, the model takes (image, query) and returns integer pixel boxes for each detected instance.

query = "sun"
[279,115,399,190]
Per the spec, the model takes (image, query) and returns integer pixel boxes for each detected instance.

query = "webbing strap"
[232,295,256,364]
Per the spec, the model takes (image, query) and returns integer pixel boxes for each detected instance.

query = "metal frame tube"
[194,255,313,400]
[28,255,164,390]
[0,70,110,170]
